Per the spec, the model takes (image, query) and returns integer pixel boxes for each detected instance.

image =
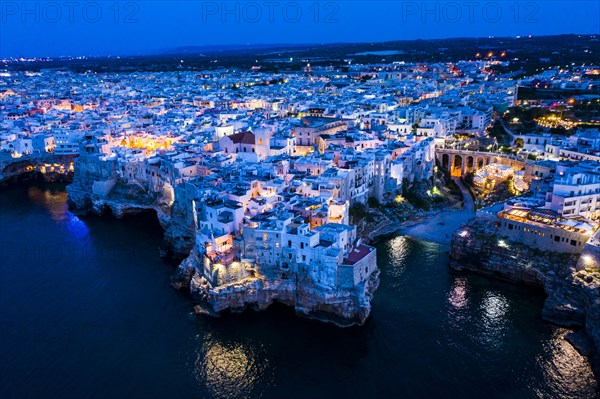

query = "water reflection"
[65,214,90,240]
[195,333,269,399]
[481,293,509,321]
[448,277,469,310]
[533,329,599,398]
[446,277,475,332]
[476,292,510,350]
[385,236,410,265]
[25,185,92,263]
[27,186,69,221]
[26,185,89,234]
[3,184,597,399]
[384,236,410,288]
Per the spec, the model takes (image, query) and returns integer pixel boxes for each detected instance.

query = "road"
[498,118,516,143]
[453,177,475,212]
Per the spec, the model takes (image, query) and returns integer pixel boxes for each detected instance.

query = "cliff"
[66,155,195,259]
[68,154,380,327]
[172,249,380,327]
[450,218,600,374]
[0,154,76,186]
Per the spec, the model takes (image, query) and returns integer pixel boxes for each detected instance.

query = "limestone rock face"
[69,154,380,327]
[174,250,380,327]
[450,218,600,375]
[66,157,195,259]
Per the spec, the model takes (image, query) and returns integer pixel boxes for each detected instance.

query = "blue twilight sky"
[1,0,599,58]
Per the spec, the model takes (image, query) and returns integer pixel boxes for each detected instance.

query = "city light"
[0,25,598,398]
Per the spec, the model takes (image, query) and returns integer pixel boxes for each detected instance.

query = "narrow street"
[453,177,475,213]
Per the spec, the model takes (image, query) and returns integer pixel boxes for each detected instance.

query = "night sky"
[1,0,599,57]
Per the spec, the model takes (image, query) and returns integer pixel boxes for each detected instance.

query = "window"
[554,236,560,242]
[570,239,577,246]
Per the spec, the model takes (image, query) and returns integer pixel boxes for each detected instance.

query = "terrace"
[501,207,598,235]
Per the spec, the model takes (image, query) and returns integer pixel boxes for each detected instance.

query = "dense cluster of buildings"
[0,60,516,295]
[1,58,598,287]
[456,63,600,260]
[477,130,600,258]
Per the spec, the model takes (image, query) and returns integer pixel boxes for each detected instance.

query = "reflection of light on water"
[27,186,90,239]
[42,190,69,221]
[66,214,90,240]
[195,335,266,399]
[448,278,469,309]
[477,293,509,349]
[28,186,69,221]
[384,237,410,285]
[481,294,508,321]
[533,329,598,398]
[446,277,474,329]
[386,236,409,265]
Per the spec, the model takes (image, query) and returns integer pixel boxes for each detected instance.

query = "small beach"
[403,209,475,246]
[403,178,476,246]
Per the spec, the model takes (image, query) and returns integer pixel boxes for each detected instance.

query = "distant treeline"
[517,86,600,101]
[3,34,599,74]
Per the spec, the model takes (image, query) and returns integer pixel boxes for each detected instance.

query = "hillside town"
[1,59,599,325]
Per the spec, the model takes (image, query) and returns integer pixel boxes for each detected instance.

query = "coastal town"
[1,56,599,342]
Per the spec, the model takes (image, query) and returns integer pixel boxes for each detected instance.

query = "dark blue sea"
[0,183,597,398]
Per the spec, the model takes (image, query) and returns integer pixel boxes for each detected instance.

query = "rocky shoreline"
[171,249,380,327]
[60,156,600,345]
[11,162,600,371]
[66,158,379,326]
[0,170,74,187]
[365,214,429,244]
[67,181,196,260]
[450,218,600,375]
[0,155,76,186]
[68,181,381,326]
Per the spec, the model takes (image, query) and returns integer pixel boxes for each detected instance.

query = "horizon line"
[1,32,597,60]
